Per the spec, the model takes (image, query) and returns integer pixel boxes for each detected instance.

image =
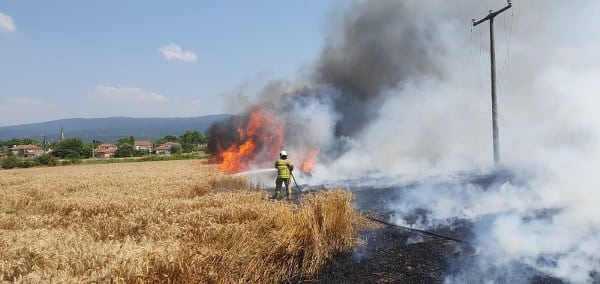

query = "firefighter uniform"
[274,152,294,199]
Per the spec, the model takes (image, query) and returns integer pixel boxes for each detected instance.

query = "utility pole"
[473,0,512,167]
[42,134,48,152]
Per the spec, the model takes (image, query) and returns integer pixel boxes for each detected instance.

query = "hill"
[0,115,230,143]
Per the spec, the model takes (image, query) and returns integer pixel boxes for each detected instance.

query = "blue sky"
[0,1,336,126]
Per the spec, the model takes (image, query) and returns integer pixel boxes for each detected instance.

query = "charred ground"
[288,170,571,283]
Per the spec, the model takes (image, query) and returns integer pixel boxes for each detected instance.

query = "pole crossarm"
[472,2,512,26]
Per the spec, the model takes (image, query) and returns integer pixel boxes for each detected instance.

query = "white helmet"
[279,150,287,157]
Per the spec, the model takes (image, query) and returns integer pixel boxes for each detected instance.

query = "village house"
[134,141,152,152]
[0,151,7,160]
[94,143,117,158]
[154,142,180,155]
[9,145,44,158]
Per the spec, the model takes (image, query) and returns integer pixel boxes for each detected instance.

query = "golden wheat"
[0,160,366,283]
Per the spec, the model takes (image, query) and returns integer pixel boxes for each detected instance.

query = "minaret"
[60,125,65,141]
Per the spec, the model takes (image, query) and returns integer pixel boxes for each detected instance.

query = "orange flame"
[300,149,320,174]
[216,106,284,173]
[213,106,321,175]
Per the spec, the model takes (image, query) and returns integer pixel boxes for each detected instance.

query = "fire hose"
[361,214,469,244]
[290,172,302,194]
[289,175,469,244]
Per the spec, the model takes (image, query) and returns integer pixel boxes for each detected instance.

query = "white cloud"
[158,43,197,62]
[89,85,166,104]
[0,12,16,32]
[86,86,215,118]
[0,96,57,126]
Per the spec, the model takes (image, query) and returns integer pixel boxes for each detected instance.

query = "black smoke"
[211,0,449,142]
[316,0,442,136]
[207,115,245,156]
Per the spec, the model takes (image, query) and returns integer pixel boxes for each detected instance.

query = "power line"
[497,9,514,96]
[472,23,488,122]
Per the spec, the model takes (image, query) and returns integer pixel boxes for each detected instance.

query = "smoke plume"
[209,0,600,281]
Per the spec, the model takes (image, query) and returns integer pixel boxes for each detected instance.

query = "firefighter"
[273,150,294,199]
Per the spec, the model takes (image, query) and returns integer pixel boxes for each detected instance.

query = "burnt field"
[286,169,578,283]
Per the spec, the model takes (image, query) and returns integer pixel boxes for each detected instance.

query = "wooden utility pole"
[473,0,512,166]
[42,134,48,151]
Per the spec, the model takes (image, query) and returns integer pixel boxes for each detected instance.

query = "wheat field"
[0,160,367,283]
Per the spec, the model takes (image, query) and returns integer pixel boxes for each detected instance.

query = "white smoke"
[229,0,600,281]
[303,1,600,282]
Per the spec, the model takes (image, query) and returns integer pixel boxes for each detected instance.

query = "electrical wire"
[496,9,514,124]
[471,21,488,122]
[498,9,514,90]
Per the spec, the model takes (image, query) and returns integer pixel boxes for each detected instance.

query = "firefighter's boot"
[271,190,281,200]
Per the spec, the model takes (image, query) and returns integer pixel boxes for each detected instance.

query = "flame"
[212,106,321,175]
[300,149,320,174]
[216,106,284,173]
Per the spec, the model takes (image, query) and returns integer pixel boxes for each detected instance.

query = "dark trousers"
[275,177,291,197]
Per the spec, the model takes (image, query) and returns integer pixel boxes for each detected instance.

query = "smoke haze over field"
[210,0,600,281]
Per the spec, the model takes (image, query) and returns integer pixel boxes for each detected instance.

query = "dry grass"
[0,160,365,283]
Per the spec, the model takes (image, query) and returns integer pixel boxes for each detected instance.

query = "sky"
[3,1,600,281]
[0,1,335,126]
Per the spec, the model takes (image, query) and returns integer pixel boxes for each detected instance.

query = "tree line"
[0,130,207,161]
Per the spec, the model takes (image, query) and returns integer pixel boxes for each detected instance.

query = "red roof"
[155,142,179,151]
[10,144,41,150]
[95,144,117,153]
[134,141,152,147]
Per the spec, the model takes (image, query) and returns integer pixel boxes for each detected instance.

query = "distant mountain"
[0,115,230,143]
